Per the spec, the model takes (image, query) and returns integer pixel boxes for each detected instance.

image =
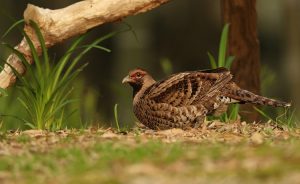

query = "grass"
[113,103,131,132]
[207,23,240,122]
[114,104,121,132]
[0,126,300,184]
[207,23,235,70]
[0,18,298,184]
[254,107,298,128]
[0,20,119,130]
[207,25,298,127]
[257,65,298,128]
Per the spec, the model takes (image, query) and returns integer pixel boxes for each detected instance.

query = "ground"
[0,121,300,184]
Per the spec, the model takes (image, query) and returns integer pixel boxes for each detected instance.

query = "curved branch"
[0,0,170,90]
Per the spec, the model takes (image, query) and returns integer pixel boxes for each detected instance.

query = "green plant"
[254,107,298,128]
[68,77,100,129]
[114,103,121,132]
[254,66,298,127]
[1,20,117,130]
[207,23,239,122]
[113,103,131,132]
[0,88,8,97]
[207,24,235,70]
[219,104,240,122]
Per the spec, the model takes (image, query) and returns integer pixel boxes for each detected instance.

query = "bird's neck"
[132,78,156,103]
[132,84,143,98]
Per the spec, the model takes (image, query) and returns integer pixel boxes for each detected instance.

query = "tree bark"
[221,0,260,121]
[0,0,170,91]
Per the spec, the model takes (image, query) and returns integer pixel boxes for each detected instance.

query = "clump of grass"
[207,23,239,122]
[219,104,240,122]
[254,107,298,128]
[207,24,235,70]
[1,20,117,130]
[256,66,298,127]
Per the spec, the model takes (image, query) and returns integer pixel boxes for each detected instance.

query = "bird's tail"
[226,89,291,107]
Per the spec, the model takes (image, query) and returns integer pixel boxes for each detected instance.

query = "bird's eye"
[136,73,141,78]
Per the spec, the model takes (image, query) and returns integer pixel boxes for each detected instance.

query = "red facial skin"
[125,69,147,84]
[122,69,150,97]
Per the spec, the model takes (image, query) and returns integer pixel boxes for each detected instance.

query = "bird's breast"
[133,98,202,130]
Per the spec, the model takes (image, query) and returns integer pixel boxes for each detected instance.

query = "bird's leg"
[194,116,205,128]
[193,105,208,128]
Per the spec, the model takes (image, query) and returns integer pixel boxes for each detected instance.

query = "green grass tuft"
[0,20,116,130]
[207,23,239,122]
[254,106,298,128]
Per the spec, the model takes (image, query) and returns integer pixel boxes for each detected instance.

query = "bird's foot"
[193,116,205,129]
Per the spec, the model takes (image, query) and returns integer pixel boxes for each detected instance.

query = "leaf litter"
[0,121,299,184]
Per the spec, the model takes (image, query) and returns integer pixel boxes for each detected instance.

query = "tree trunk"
[221,0,260,121]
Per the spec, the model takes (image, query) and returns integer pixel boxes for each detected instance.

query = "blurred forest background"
[0,0,299,130]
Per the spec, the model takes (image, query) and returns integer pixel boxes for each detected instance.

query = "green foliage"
[207,24,235,70]
[1,19,25,39]
[0,20,115,130]
[113,103,131,132]
[219,104,240,122]
[69,78,100,128]
[207,23,239,122]
[256,66,298,127]
[0,88,26,130]
[1,131,300,183]
[254,107,298,128]
[0,88,8,97]
[217,23,229,68]
[114,104,121,132]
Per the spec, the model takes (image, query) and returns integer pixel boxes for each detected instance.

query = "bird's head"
[122,68,155,93]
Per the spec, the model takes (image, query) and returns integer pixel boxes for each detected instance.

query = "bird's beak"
[122,75,131,84]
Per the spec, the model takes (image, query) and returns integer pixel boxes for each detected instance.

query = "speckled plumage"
[122,68,291,130]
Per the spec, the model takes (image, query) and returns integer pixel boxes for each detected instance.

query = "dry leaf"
[250,132,264,144]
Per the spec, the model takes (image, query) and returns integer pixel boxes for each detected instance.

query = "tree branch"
[0,0,170,90]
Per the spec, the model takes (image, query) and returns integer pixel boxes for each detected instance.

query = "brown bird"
[122,68,291,130]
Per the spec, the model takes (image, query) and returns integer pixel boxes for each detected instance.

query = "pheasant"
[122,68,291,130]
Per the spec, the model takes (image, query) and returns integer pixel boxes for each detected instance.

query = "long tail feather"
[227,89,291,107]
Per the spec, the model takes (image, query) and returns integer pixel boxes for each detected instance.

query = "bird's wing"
[144,67,232,107]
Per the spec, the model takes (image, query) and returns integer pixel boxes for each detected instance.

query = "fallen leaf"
[101,131,119,139]
[250,132,264,144]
